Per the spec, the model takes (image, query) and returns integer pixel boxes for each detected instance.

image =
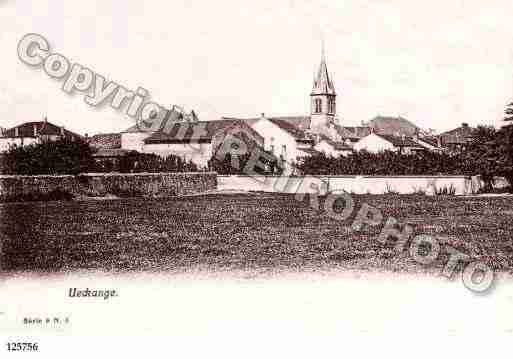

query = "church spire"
[311,43,336,96]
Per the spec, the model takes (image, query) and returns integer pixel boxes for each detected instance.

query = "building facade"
[0,119,82,153]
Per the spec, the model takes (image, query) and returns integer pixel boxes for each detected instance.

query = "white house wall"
[251,119,298,160]
[121,132,153,152]
[250,119,299,174]
[353,133,397,153]
[314,141,351,157]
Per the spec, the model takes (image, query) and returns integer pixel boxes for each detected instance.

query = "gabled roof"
[268,116,311,131]
[89,133,122,149]
[438,123,474,145]
[222,115,312,132]
[1,120,81,139]
[368,116,420,136]
[222,116,314,142]
[374,133,423,148]
[336,125,372,140]
[143,119,261,144]
[268,118,313,142]
[416,136,440,148]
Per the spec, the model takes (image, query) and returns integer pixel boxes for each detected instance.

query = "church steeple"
[311,44,336,96]
[310,44,337,137]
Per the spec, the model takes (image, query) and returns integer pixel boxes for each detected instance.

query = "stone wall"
[0,172,217,201]
[217,175,502,195]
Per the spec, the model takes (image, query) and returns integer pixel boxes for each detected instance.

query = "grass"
[0,193,512,274]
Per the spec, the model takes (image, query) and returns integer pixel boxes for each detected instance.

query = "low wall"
[0,172,217,201]
[218,175,493,195]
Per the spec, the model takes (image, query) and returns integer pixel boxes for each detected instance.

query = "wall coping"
[0,172,216,179]
[218,175,473,179]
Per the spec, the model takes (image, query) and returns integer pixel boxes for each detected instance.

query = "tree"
[461,103,513,191]
[458,125,498,190]
[500,102,513,185]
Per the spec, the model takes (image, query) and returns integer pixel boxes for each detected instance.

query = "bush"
[1,137,95,175]
[296,150,465,176]
[121,152,199,173]
[208,151,283,175]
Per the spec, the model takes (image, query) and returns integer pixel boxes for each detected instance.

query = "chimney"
[462,123,469,128]
[261,112,265,119]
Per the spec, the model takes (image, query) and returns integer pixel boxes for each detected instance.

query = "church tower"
[310,45,337,137]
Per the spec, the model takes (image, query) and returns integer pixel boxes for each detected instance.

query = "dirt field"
[0,193,512,274]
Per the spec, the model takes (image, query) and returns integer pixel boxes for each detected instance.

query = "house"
[314,135,353,157]
[0,118,82,152]
[366,116,421,137]
[88,133,131,170]
[141,118,264,169]
[353,133,426,154]
[412,135,443,152]
[335,126,372,145]
[89,133,122,150]
[438,123,474,151]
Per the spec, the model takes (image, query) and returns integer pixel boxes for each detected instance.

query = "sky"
[1,0,513,135]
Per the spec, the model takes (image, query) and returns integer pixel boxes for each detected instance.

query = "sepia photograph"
[0,0,512,357]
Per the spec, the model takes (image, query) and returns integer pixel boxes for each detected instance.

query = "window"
[281,145,287,158]
[270,145,275,154]
[328,98,336,114]
[314,99,322,113]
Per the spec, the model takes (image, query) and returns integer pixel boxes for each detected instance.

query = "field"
[0,193,512,274]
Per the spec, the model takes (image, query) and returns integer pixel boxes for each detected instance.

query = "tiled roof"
[268,116,311,131]
[268,118,313,141]
[416,136,440,148]
[368,116,420,136]
[222,116,313,141]
[375,134,424,148]
[89,133,121,149]
[1,121,81,139]
[439,124,474,145]
[336,125,372,139]
[223,116,312,132]
[221,117,261,127]
[143,119,262,144]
